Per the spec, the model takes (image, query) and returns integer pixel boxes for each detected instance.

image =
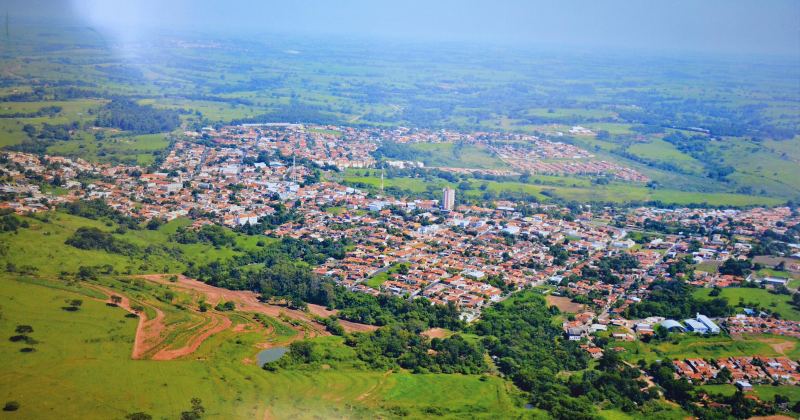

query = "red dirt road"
[140,274,378,334]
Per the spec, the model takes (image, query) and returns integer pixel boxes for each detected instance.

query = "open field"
[613,333,800,364]
[0,276,527,419]
[698,384,800,404]
[694,288,800,321]
[345,171,785,206]
[546,295,585,314]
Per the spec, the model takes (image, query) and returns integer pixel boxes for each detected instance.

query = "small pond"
[256,347,289,367]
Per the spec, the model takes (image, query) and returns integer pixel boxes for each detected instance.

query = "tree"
[130,304,144,314]
[717,367,733,383]
[68,299,83,310]
[15,325,33,335]
[77,266,99,281]
[180,398,205,420]
[146,217,164,231]
[111,296,122,305]
[3,401,20,411]
[125,413,153,420]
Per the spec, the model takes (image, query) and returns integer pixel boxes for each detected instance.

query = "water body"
[256,347,289,367]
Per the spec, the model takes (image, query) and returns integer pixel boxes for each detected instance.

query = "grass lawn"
[698,384,800,403]
[694,288,800,321]
[0,213,273,278]
[406,143,512,170]
[615,333,800,364]
[364,263,410,289]
[0,277,528,419]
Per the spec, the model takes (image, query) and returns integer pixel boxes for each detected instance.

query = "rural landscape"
[0,1,799,420]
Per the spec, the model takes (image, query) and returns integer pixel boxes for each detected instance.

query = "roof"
[684,319,707,331]
[660,320,684,330]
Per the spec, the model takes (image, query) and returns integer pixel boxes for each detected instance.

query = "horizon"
[2,0,799,56]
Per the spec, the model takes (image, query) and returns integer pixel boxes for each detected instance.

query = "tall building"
[442,187,455,211]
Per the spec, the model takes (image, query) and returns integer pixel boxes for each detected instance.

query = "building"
[660,320,685,332]
[684,313,721,334]
[234,213,258,226]
[735,380,754,392]
[567,326,589,341]
[442,187,455,211]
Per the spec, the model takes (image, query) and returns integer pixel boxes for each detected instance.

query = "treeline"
[0,106,62,118]
[94,99,182,134]
[164,93,253,107]
[0,86,97,102]
[266,323,486,375]
[210,76,284,94]
[181,236,352,291]
[173,225,236,247]
[0,209,30,232]
[333,293,465,330]
[231,104,341,126]
[65,227,141,256]
[57,199,141,230]
[625,277,733,320]
[467,292,662,419]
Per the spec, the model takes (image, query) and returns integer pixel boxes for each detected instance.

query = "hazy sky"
[6,0,800,55]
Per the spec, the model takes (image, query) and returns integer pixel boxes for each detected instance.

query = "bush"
[3,401,20,411]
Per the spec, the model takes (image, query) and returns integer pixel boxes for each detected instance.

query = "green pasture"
[406,143,512,170]
[0,277,528,419]
[0,214,272,278]
[694,288,800,321]
[698,384,800,403]
[614,333,800,364]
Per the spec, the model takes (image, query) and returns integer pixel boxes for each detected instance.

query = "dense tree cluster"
[172,225,237,247]
[65,227,141,256]
[0,210,29,232]
[94,99,181,134]
[625,278,733,320]
[57,199,141,230]
[333,293,465,330]
[267,323,486,375]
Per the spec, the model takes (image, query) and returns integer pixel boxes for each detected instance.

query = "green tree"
[15,325,33,335]
[180,398,205,420]
[3,401,20,411]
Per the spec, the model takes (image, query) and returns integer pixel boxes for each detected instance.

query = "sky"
[5,0,800,56]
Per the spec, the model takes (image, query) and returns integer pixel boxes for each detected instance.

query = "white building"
[442,187,455,211]
[234,213,258,226]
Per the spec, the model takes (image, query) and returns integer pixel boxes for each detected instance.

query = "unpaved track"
[152,313,233,360]
[88,284,166,359]
[140,274,378,334]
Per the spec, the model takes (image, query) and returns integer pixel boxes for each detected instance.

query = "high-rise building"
[442,187,455,211]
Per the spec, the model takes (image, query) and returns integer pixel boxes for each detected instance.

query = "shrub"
[3,401,20,411]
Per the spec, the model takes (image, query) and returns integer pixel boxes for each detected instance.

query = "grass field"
[406,143,512,170]
[694,288,800,321]
[698,384,800,403]
[344,171,784,207]
[0,276,529,419]
[0,214,271,278]
[614,333,800,364]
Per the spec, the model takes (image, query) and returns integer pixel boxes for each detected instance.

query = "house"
[735,380,754,392]
[586,347,604,359]
[567,326,589,341]
[234,213,258,226]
